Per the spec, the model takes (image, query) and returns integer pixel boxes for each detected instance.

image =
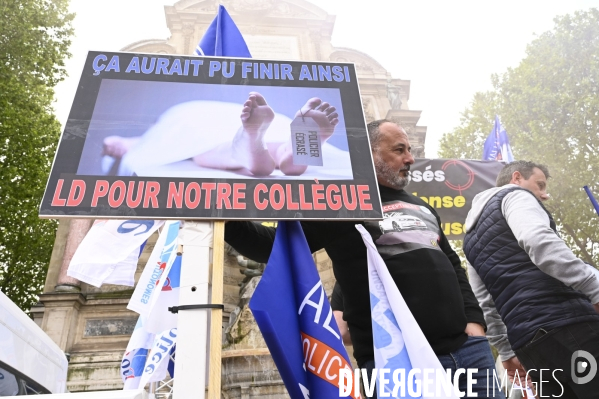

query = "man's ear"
[510,171,522,185]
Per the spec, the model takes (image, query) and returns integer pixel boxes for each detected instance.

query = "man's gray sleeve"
[467,263,515,361]
[502,191,599,304]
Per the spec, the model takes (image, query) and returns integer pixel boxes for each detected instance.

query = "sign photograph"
[40,52,382,220]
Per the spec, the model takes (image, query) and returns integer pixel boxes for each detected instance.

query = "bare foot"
[102,136,141,158]
[240,92,275,136]
[295,98,339,140]
[231,92,276,176]
[277,97,339,176]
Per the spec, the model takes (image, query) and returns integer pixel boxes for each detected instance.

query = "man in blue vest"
[464,160,599,398]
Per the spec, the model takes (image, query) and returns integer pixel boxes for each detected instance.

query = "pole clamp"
[168,304,224,314]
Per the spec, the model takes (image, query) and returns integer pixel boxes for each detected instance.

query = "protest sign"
[408,159,503,240]
[40,51,381,220]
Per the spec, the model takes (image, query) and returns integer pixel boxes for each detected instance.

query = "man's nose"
[540,192,550,201]
[406,152,415,164]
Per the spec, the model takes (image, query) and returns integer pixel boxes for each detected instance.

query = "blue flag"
[195,5,251,58]
[249,221,357,399]
[483,115,514,162]
[584,186,599,217]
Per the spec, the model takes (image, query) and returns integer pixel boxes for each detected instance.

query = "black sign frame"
[40,51,382,221]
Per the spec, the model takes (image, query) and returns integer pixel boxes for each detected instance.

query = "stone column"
[38,292,85,352]
[55,219,94,292]
[310,31,322,60]
[182,23,196,55]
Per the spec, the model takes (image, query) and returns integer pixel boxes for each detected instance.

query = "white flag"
[128,221,179,317]
[121,316,154,390]
[128,221,181,334]
[139,328,177,387]
[68,220,163,287]
[356,224,458,399]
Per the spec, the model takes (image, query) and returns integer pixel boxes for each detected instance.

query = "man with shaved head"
[226,120,503,398]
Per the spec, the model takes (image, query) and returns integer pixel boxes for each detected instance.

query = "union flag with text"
[249,221,359,399]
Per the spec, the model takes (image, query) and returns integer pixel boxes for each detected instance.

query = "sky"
[54,0,599,157]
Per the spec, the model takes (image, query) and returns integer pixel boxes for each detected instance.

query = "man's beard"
[374,157,410,190]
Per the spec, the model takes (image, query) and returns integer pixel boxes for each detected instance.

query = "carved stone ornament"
[332,56,349,63]
[361,97,374,122]
[271,2,291,15]
[355,63,374,72]
[389,116,402,126]
[270,2,310,17]
[386,81,403,111]
[228,0,276,13]
[188,0,218,12]
[182,23,195,36]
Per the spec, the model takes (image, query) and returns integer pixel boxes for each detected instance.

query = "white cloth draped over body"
[116,100,353,179]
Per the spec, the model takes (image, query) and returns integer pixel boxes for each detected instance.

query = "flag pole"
[208,221,225,399]
[583,186,599,217]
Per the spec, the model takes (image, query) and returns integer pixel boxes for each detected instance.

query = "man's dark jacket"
[226,185,486,366]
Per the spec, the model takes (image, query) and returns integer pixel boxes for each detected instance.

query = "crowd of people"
[224,119,599,399]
